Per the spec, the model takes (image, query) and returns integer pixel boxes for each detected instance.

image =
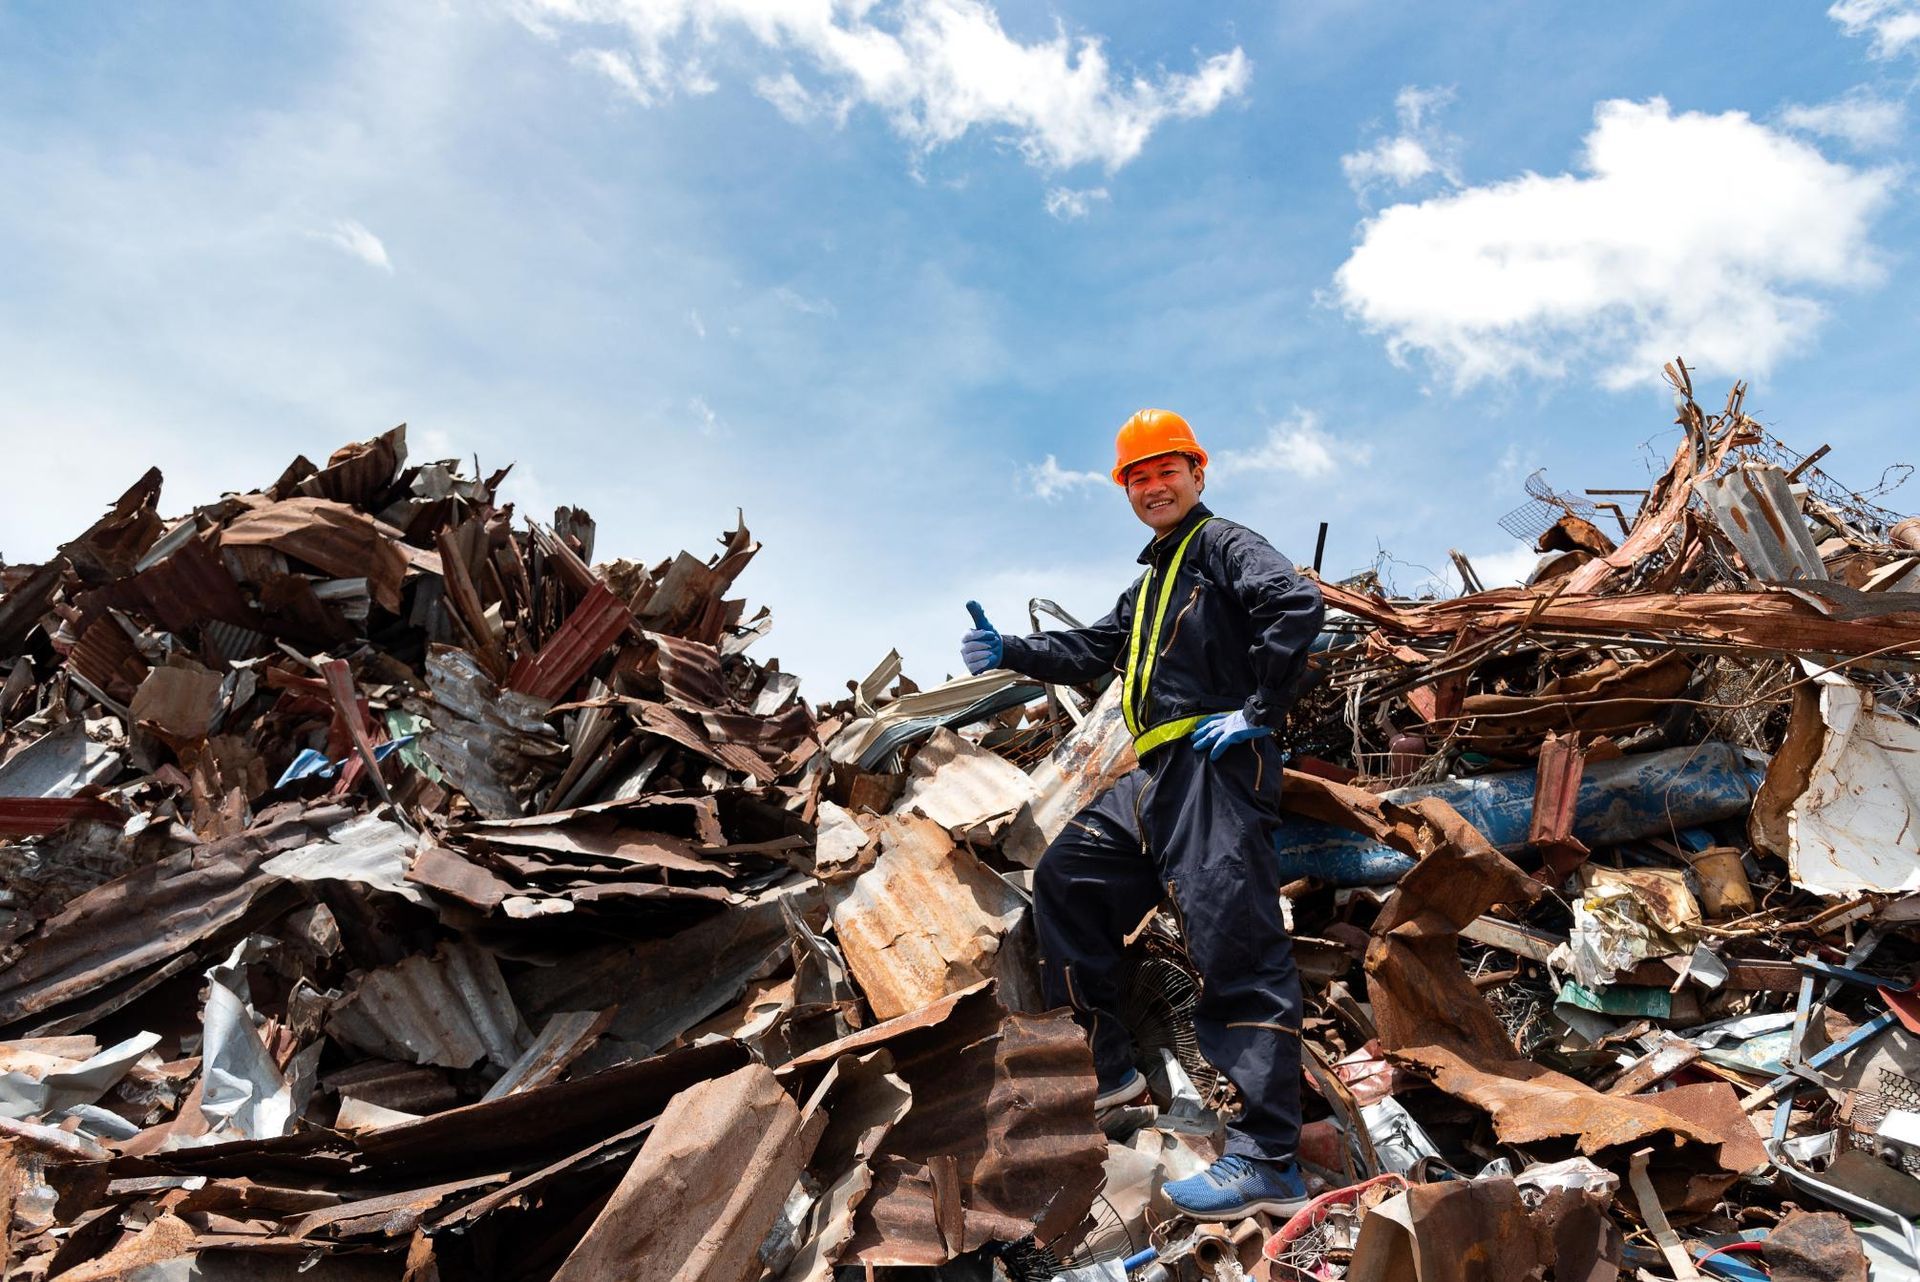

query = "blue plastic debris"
[1274,741,1768,886]
[273,737,415,790]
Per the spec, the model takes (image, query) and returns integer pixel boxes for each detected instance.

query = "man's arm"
[998,582,1136,686]
[1219,527,1325,729]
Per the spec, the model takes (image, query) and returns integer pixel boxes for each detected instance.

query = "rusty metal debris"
[4,366,1920,1280]
[0,426,1105,1280]
[1251,365,1920,1282]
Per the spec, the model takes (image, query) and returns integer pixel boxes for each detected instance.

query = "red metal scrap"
[0,796,124,837]
[1529,731,1590,882]
[507,583,634,703]
[321,658,392,803]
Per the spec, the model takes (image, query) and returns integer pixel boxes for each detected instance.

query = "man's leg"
[1142,736,1303,1164]
[1031,769,1162,1090]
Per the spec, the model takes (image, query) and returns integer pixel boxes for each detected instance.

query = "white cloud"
[1341,85,1461,199]
[571,47,649,101]
[1333,98,1897,390]
[523,0,1251,173]
[1432,543,1542,596]
[755,70,819,123]
[688,394,721,435]
[1044,185,1109,220]
[1830,0,1920,57]
[1780,90,1906,149]
[773,286,836,317]
[1215,409,1365,480]
[314,218,393,273]
[686,308,706,338]
[1025,454,1107,499]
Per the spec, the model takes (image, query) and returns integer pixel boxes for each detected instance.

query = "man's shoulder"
[1196,514,1274,552]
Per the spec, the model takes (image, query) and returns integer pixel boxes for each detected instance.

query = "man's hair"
[1124,452,1204,484]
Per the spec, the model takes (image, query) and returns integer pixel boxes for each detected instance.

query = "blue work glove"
[1190,709,1270,760]
[961,600,1003,675]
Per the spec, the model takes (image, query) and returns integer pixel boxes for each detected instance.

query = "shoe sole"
[1168,1195,1311,1223]
[1094,1077,1148,1111]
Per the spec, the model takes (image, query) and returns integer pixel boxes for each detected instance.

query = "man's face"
[1124,453,1203,535]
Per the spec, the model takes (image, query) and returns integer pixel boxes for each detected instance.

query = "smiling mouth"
[1145,498,1174,512]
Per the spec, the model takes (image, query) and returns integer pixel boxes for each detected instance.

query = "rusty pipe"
[1189,1219,1263,1279]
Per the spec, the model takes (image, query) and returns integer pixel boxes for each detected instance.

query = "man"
[960,409,1324,1220]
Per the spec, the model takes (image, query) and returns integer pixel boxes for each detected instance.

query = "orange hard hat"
[1112,408,1208,485]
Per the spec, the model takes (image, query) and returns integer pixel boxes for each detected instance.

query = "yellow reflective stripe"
[1121,572,1154,737]
[1134,714,1206,757]
[1124,516,1213,738]
[1141,518,1211,697]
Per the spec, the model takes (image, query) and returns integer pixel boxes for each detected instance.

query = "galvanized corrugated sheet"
[261,813,427,905]
[1701,462,1828,583]
[0,722,123,799]
[327,942,531,1071]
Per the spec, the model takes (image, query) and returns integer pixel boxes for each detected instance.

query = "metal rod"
[1786,443,1832,482]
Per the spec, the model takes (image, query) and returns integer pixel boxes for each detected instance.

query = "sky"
[3,0,1919,696]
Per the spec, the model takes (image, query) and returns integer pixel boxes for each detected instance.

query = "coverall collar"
[1138,502,1214,565]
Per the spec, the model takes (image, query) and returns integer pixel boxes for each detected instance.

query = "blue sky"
[3,1,1918,694]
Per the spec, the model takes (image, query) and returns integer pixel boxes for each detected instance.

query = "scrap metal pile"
[1,359,1919,1282]
[1245,365,1920,1281]
[0,427,1106,1281]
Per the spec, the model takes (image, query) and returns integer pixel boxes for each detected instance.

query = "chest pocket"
[1121,517,1214,754]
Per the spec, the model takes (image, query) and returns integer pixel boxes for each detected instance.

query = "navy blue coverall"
[998,503,1325,1163]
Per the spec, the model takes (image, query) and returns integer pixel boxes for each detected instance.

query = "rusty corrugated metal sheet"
[76,534,260,637]
[782,984,1103,1265]
[630,699,774,780]
[222,498,409,613]
[507,582,633,702]
[648,630,726,707]
[66,614,149,703]
[550,1063,807,1282]
[56,468,166,584]
[295,425,407,507]
[0,803,336,1028]
[1316,578,1920,659]
[0,559,66,649]
[1527,731,1589,879]
[828,814,1027,1020]
[354,1039,749,1181]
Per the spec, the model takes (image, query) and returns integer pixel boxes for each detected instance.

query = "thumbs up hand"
[961,601,1003,675]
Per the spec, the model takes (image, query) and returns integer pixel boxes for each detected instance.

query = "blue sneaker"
[1162,1154,1310,1221]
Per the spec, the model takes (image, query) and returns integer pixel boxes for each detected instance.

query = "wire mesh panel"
[1498,469,1602,542]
